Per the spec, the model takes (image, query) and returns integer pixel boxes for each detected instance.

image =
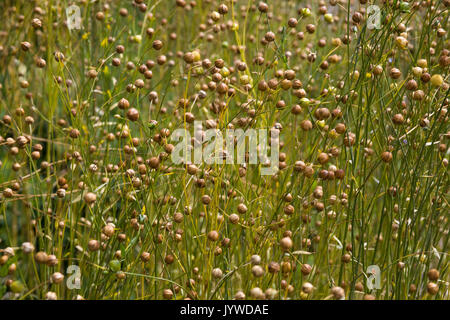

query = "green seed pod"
[10,280,25,293]
[109,259,121,272]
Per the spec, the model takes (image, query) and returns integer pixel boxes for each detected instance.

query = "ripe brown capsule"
[218,4,228,15]
[331,286,345,299]
[288,18,298,28]
[163,289,173,299]
[392,114,404,124]
[21,41,31,51]
[427,282,439,295]
[35,251,48,264]
[51,272,64,284]
[88,240,100,251]
[141,252,151,262]
[237,203,247,214]
[283,204,294,215]
[280,237,293,251]
[126,108,140,121]
[381,151,393,163]
[149,157,160,169]
[84,192,97,204]
[31,18,42,29]
[389,68,402,79]
[152,40,163,50]
[69,129,80,139]
[258,2,268,13]
[87,69,98,79]
[301,264,312,275]
[118,98,130,110]
[427,268,439,281]
[264,31,275,42]
[207,230,219,241]
[317,152,329,164]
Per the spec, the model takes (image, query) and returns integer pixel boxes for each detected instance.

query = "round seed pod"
[152,40,163,50]
[35,251,48,264]
[162,289,173,300]
[84,192,97,204]
[141,252,151,262]
[31,18,42,29]
[229,213,239,224]
[302,282,314,294]
[331,286,345,300]
[234,291,246,300]
[258,2,268,13]
[427,282,439,295]
[283,204,294,215]
[212,268,223,279]
[88,240,100,251]
[268,261,280,273]
[381,151,393,163]
[301,264,312,275]
[207,230,219,241]
[21,242,35,254]
[237,203,247,214]
[47,255,58,267]
[280,237,293,251]
[118,98,130,109]
[251,265,264,277]
[126,108,140,121]
[51,272,64,284]
[430,74,443,87]
[427,268,439,281]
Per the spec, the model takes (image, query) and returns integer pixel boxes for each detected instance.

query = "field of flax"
[0,0,448,301]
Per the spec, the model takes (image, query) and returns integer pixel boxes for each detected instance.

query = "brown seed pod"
[207,230,219,241]
[87,69,98,79]
[268,261,280,274]
[317,152,329,164]
[218,4,228,15]
[31,18,42,29]
[141,252,151,262]
[251,265,264,277]
[392,114,404,124]
[69,129,80,139]
[258,2,268,13]
[84,192,97,204]
[118,98,130,110]
[389,68,402,79]
[288,18,298,28]
[20,41,31,51]
[427,282,439,295]
[229,213,239,224]
[427,268,439,281]
[280,236,293,251]
[35,251,48,264]
[88,240,100,251]
[126,108,140,121]
[301,264,312,275]
[152,40,163,50]
[331,286,345,299]
[381,151,393,163]
[283,204,294,215]
[237,203,247,214]
[51,272,64,284]
[162,289,173,300]
[149,157,160,169]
